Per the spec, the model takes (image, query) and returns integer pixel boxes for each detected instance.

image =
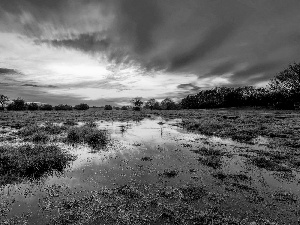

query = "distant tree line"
[1,62,299,111]
[0,98,91,111]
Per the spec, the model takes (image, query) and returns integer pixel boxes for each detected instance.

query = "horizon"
[1,0,300,106]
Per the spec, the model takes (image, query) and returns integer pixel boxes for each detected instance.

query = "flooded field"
[1,111,300,224]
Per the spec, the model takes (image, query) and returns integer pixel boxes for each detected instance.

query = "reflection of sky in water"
[1,117,300,223]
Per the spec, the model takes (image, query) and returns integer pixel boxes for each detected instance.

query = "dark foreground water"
[1,117,300,224]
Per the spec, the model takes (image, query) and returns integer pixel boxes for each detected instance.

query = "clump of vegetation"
[0,144,75,185]
[66,126,109,149]
[159,169,179,178]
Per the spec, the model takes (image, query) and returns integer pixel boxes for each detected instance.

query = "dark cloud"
[115,0,162,54]
[177,83,201,92]
[38,33,110,54]
[169,23,237,71]
[21,84,58,88]
[0,68,19,74]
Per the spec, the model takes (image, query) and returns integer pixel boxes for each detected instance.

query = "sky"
[0,0,300,106]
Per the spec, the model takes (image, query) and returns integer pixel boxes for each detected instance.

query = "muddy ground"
[0,109,300,224]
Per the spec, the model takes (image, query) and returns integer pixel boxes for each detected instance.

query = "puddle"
[1,117,300,224]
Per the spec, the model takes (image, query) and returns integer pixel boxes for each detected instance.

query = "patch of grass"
[141,156,152,161]
[198,155,222,169]
[159,169,179,178]
[84,120,97,128]
[180,185,207,201]
[63,120,78,126]
[0,144,75,185]
[66,126,109,149]
[252,156,291,172]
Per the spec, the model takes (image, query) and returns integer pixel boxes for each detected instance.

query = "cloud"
[38,32,110,54]
[21,83,58,88]
[0,68,20,75]
[177,83,201,92]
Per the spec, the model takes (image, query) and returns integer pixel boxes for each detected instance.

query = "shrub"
[121,106,128,110]
[104,105,112,110]
[66,126,109,149]
[74,103,89,110]
[40,104,53,111]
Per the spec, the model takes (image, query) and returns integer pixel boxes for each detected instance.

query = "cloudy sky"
[0,0,300,105]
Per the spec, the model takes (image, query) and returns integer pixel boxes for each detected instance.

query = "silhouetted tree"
[27,103,39,111]
[7,98,26,111]
[74,103,89,110]
[104,105,112,110]
[40,104,53,111]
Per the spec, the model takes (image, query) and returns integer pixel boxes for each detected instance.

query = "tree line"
[181,62,300,110]
[1,62,300,111]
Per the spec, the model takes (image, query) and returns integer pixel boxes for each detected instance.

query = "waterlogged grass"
[66,126,109,149]
[0,144,75,185]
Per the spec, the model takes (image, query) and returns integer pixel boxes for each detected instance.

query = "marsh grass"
[0,144,75,185]
[66,126,109,149]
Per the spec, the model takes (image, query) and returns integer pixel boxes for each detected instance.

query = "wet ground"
[1,116,300,224]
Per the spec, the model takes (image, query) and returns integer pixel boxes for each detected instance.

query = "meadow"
[0,108,300,224]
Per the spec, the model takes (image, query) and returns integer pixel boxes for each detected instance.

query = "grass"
[66,126,109,149]
[251,156,291,172]
[48,184,242,225]
[0,144,75,185]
